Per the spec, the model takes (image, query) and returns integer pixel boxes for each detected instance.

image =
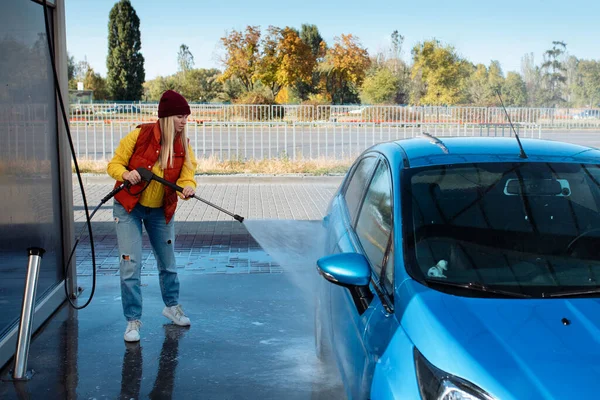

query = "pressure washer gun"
[135,167,245,223]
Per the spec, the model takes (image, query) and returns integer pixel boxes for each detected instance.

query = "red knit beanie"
[158,90,191,118]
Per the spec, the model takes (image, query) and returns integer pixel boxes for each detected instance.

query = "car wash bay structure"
[0,0,75,371]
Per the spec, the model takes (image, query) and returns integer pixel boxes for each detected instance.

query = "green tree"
[541,41,567,106]
[487,61,504,90]
[84,68,109,100]
[502,72,527,106]
[68,56,90,89]
[521,53,546,106]
[106,0,145,100]
[369,30,410,103]
[564,55,579,106]
[389,30,404,75]
[574,60,600,107]
[180,68,224,103]
[177,44,195,74]
[143,75,180,101]
[467,64,488,105]
[485,60,505,106]
[300,24,323,57]
[67,53,76,81]
[296,24,325,100]
[360,68,402,104]
[410,40,470,105]
[217,77,245,103]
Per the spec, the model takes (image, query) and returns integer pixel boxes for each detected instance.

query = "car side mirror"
[316,253,371,288]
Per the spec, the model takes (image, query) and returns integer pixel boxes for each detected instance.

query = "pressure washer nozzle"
[234,215,245,223]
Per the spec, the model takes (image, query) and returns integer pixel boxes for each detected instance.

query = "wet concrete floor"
[0,220,344,400]
[1,271,344,400]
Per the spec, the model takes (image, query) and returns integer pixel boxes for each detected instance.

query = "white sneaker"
[162,304,191,326]
[124,320,142,342]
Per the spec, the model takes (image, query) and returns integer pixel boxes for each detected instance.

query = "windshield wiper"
[425,279,532,298]
[542,287,600,298]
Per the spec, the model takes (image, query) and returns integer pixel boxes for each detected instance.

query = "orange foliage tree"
[320,34,371,103]
[219,26,261,92]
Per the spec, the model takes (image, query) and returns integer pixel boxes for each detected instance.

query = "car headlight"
[414,348,495,400]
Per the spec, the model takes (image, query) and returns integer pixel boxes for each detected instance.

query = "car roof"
[383,136,600,168]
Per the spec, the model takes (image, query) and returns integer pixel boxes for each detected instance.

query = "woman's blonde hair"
[158,116,193,170]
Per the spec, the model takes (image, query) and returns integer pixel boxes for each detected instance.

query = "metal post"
[12,247,45,381]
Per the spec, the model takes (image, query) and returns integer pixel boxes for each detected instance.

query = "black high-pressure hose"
[42,0,98,309]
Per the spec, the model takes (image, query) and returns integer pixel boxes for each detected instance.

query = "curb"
[73,173,344,185]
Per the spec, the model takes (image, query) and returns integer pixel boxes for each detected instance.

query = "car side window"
[355,161,393,280]
[344,156,378,223]
[383,245,394,295]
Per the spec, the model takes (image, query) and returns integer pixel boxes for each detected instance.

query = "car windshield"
[403,162,600,297]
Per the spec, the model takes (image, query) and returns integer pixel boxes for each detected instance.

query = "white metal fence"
[7,102,600,162]
[67,120,541,161]
[68,103,600,128]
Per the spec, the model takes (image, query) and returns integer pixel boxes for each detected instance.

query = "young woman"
[107,90,197,342]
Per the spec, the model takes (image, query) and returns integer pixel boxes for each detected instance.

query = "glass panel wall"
[0,0,65,338]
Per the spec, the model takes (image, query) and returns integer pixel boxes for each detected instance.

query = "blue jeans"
[113,202,179,321]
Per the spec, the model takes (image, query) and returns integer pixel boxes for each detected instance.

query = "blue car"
[315,135,600,400]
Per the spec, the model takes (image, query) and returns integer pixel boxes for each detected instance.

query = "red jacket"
[113,122,185,223]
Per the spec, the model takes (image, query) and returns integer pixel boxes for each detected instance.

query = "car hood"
[400,279,600,399]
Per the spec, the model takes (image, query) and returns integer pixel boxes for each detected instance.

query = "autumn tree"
[219,26,261,92]
[255,26,283,96]
[245,26,314,98]
[410,40,470,105]
[84,68,109,100]
[275,28,315,94]
[320,34,371,104]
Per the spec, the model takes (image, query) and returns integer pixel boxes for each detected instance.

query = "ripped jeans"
[113,202,180,321]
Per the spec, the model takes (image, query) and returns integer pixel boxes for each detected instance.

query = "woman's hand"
[122,170,142,185]
[181,186,195,198]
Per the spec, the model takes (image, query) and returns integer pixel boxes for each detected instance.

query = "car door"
[317,155,378,361]
[330,157,399,399]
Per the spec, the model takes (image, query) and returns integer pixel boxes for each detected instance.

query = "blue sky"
[65,0,599,80]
